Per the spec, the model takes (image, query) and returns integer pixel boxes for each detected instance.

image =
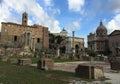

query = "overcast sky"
[0,0,120,47]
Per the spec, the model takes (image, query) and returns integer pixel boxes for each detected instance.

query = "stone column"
[72,31,75,57]
[25,31,31,47]
[57,48,60,57]
[72,31,75,48]
[33,38,36,52]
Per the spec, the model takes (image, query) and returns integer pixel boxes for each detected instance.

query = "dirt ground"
[53,61,120,84]
[31,61,120,84]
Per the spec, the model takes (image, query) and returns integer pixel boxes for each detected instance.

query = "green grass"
[0,62,78,84]
[9,56,80,64]
[9,56,40,64]
[53,58,80,63]
[31,57,40,64]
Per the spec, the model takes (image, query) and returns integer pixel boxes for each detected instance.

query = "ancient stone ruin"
[7,58,18,64]
[75,64,104,80]
[37,58,54,70]
[109,47,120,70]
[18,58,31,65]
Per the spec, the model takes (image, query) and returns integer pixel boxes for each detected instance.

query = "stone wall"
[7,58,18,64]
[110,57,120,70]
[75,64,104,80]
[109,30,120,55]
[0,22,49,50]
[18,58,31,65]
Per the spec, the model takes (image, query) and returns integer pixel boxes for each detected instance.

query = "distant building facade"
[108,30,120,55]
[66,37,84,54]
[87,21,109,54]
[52,28,68,37]
[0,12,49,50]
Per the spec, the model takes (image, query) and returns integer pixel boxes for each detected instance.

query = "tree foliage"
[87,50,97,57]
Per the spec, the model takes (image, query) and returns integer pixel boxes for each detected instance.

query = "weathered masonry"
[0,12,49,50]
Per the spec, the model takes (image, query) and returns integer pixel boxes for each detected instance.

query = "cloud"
[66,21,81,32]
[44,0,53,6]
[68,0,84,12]
[84,0,120,18]
[0,0,61,33]
[107,13,120,33]
[73,21,80,29]
[107,0,120,13]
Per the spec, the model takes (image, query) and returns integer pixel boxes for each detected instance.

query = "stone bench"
[75,64,104,80]
[18,58,31,65]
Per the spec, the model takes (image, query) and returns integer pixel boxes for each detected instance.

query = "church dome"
[96,21,107,37]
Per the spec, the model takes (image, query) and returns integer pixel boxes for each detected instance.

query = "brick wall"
[0,22,49,49]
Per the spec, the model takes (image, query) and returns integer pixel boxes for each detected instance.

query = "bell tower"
[22,12,28,26]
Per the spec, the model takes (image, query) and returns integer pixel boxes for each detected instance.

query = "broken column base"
[75,64,104,80]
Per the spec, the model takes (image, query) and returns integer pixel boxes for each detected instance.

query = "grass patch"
[9,56,80,63]
[53,58,80,63]
[9,56,40,64]
[31,57,40,64]
[0,62,78,84]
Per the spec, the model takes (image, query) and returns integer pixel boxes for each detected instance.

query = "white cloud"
[44,0,53,6]
[107,14,120,33]
[108,0,120,13]
[73,21,80,29]
[68,0,84,12]
[66,21,81,33]
[0,0,61,33]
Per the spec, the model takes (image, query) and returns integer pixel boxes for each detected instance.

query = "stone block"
[7,58,18,64]
[18,58,31,65]
[75,64,104,80]
[37,58,54,70]
[109,57,120,70]
[81,56,89,61]
[95,57,100,61]
[110,61,120,70]
[89,56,94,61]
[99,57,105,61]
[0,56,8,62]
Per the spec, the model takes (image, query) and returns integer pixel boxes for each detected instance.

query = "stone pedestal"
[18,58,31,65]
[75,64,104,80]
[37,58,54,70]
